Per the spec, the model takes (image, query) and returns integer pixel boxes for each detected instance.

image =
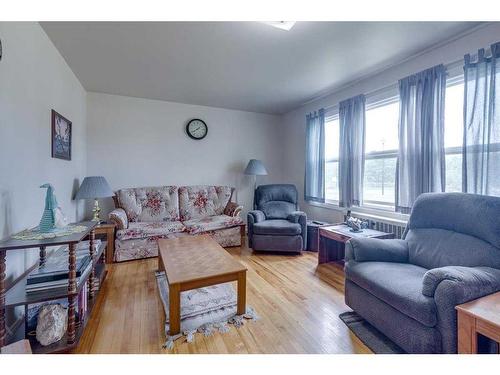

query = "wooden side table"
[306,220,330,252]
[318,223,394,264]
[93,223,116,264]
[456,291,500,354]
[0,221,98,353]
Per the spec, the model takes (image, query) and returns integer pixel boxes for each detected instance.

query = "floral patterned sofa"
[108,185,244,262]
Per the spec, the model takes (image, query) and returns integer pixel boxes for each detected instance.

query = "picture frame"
[51,109,72,161]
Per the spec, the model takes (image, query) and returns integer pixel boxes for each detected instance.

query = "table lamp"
[75,176,114,223]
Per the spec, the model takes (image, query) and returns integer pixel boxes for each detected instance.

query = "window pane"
[325,118,340,202]
[445,153,462,192]
[365,101,399,153]
[363,157,396,204]
[444,82,464,192]
[325,118,339,160]
[363,100,398,206]
[488,152,500,197]
[444,83,464,148]
[325,161,339,202]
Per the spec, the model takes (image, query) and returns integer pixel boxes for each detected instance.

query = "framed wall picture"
[51,109,72,160]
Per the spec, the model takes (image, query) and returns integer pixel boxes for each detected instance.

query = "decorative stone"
[36,304,68,346]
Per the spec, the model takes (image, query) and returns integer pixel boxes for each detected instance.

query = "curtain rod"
[322,57,464,113]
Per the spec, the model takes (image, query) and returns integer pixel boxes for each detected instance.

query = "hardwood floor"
[73,240,372,354]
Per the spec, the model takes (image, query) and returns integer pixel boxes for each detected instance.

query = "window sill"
[308,200,344,212]
[306,200,409,225]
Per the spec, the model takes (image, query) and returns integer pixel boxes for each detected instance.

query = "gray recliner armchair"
[247,184,306,253]
[344,192,500,353]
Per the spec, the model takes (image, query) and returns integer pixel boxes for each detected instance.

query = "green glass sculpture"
[39,183,58,232]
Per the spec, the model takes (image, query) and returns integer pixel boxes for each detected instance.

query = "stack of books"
[78,280,89,322]
[26,240,100,294]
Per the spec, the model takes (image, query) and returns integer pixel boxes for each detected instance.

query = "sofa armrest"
[422,266,500,299]
[345,238,409,263]
[109,208,128,230]
[224,202,243,218]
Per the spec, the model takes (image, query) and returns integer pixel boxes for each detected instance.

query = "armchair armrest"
[224,202,243,218]
[247,210,266,223]
[247,210,265,248]
[287,211,306,224]
[287,211,307,250]
[109,208,128,230]
[345,238,409,263]
[422,266,500,300]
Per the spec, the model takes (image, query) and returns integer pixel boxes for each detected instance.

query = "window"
[444,80,464,192]
[363,98,399,207]
[325,116,340,203]
[317,70,495,212]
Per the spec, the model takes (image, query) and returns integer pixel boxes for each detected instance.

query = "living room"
[1,1,500,372]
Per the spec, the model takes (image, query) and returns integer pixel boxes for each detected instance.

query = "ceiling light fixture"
[262,21,296,31]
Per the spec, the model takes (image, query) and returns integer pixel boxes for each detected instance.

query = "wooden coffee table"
[158,235,247,336]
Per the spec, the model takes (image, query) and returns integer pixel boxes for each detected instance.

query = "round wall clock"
[186,119,208,140]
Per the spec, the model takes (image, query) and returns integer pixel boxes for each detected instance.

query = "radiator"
[369,220,406,239]
[345,213,407,239]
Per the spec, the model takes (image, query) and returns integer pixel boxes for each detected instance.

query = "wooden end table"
[318,223,394,264]
[158,235,247,336]
[456,291,500,353]
[93,223,115,264]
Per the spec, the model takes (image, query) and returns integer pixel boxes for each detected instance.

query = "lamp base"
[92,199,102,223]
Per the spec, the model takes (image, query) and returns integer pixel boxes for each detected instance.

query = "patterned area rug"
[339,311,405,354]
[155,271,258,349]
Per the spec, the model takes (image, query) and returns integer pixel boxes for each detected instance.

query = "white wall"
[281,22,500,224]
[0,22,87,296]
[86,92,283,219]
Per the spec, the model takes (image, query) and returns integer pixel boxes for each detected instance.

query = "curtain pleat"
[304,109,326,203]
[339,95,366,207]
[463,42,500,196]
[395,65,446,213]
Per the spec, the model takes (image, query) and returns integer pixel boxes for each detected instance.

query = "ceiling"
[41,22,482,115]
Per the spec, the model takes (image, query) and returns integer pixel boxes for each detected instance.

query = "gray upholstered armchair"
[247,184,306,253]
[344,192,500,353]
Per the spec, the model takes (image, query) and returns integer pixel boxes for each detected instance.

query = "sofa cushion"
[116,221,185,241]
[345,261,437,327]
[178,186,233,221]
[116,186,179,222]
[253,219,301,236]
[183,215,243,234]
